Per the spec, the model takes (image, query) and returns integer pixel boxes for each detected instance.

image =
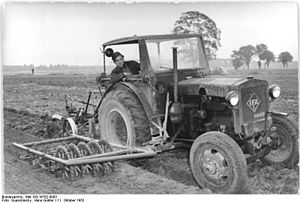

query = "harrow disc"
[88,141,105,176]
[88,141,103,154]
[54,145,71,179]
[77,142,92,156]
[67,143,82,159]
[98,140,115,173]
[67,143,82,179]
[98,140,113,153]
[77,142,93,176]
[55,145,70,160]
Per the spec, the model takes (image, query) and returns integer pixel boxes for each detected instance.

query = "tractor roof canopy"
[102,34,204,47]
[103,34,210,75]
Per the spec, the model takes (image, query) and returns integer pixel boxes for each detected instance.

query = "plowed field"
[2,68,299,194]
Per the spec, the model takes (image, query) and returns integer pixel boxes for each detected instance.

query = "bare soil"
[2,68,299,194]
[3,109,204,194]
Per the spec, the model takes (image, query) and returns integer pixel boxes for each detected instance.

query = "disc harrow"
[13,134,157,181]
[49,141,114,179]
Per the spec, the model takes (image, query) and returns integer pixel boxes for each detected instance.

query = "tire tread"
[190,131,249,194]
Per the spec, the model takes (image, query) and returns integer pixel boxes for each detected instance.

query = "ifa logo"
[246,93,260,112]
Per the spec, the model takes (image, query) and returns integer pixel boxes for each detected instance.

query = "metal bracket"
[148,93,171,145]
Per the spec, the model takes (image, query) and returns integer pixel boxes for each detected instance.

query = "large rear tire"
[260,115,299,168]
[189,132,249,194]
[98,86,151,147]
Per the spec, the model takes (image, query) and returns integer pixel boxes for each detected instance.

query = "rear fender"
[100,82,158,135]
[269,111,289,118]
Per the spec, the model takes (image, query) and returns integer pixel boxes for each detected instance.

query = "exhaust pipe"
[169,47,183,123]
[172,47,179,103]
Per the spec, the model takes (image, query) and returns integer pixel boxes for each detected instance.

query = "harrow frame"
[12,134,157,167]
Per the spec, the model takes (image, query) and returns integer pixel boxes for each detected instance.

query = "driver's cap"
[112,52,124,62]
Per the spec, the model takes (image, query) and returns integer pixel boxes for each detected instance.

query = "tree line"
[231,44,294,70]
[172,11,294,70]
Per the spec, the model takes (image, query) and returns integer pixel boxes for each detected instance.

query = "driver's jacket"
[110,61,140,83]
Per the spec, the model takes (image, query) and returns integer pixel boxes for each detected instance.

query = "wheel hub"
[203,160,217,174]
[201,149,229,184]
[107,109,129,146]
[270,135,281,150]
[264,125,292,162]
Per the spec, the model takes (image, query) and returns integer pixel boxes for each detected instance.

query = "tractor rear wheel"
[260,115,299,168]
[190,131,249,194]
[98,86,151,147]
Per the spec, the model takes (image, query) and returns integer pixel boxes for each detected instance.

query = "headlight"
[269,84,280,99]
[226,91,239,106]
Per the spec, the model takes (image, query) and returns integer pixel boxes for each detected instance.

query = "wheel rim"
[198,144,232,187]
[265,125,292,162]
[63,122,71,136]
[62,118,77,137]
[106,108,132,146]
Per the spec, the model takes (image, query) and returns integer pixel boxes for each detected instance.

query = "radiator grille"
[241,85,268,123]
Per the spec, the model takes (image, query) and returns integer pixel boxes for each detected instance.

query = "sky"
[2,1,298,66]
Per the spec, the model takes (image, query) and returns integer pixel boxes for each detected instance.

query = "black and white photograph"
[1,0,299,195]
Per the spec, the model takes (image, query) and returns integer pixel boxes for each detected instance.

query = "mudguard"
[269,111,289,117]
[98,81,159,135]
[119,82,155,120]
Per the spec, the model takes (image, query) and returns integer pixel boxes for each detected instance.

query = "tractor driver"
[110,52,141,83]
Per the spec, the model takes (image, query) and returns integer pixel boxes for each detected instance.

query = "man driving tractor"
[110,52,141,83]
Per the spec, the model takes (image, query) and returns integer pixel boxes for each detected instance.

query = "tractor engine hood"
[178,77,267,97]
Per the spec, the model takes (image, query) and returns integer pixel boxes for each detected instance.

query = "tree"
[256,44,268,54]
[260,50,275,69]
[172,11,221,60]
[255,44,268,69]
[231,56,244,70]
[232,45,256,69]
[278,52,293,68]
[231,50,244,69]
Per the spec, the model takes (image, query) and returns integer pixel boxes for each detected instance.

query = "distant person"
[31,68,34,75]
[110,52,140,83]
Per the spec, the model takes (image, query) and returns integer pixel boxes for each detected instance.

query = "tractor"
[96,34,298,193]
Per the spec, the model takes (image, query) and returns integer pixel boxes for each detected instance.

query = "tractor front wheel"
[98,86,151,147]
[190,131,249,194]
